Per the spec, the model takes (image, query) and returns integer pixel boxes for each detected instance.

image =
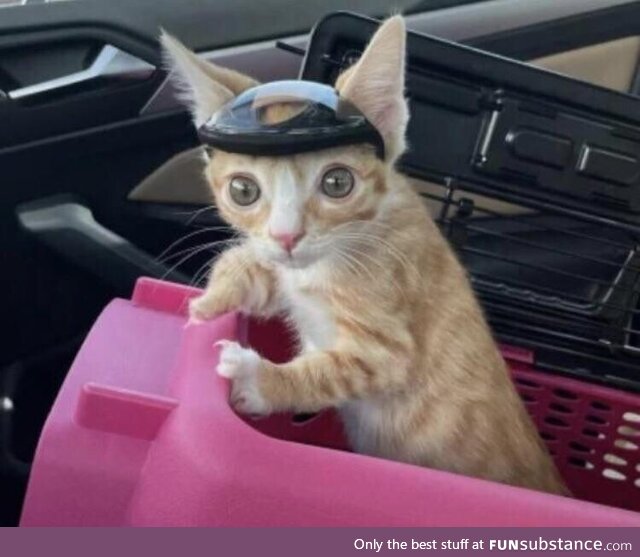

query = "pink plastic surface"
[20,278,640,526]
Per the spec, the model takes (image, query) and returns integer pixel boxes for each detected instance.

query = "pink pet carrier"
[19,278,640,526]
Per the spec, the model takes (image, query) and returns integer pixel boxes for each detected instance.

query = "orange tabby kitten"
[162,17,568,494]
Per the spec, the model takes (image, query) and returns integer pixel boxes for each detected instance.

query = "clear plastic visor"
[215,80,357,127]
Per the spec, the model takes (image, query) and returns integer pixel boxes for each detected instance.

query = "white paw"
[189,296,218,322]
[188,297,205,318]
[215,340,259,378]
[215,340,269,416]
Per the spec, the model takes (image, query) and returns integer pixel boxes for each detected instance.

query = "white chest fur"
[277,266,387,455]
[278,267,336,352]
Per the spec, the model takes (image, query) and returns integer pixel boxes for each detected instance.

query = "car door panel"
[532,37,640,92]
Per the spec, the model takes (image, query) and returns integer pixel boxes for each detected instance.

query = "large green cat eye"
[320,167,355,199]
[229,176,261,206]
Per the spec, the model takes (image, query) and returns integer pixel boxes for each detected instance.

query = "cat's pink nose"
[270,230,304,253]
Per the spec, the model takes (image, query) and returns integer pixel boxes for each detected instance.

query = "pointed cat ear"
[335,16,408,162]
[160,31,259,127]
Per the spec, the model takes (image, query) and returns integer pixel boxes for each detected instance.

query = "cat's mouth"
[269,245,319,269]
[276,252,311,269]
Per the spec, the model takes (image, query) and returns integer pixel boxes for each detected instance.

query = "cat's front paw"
[215,340,269,416]
[189,295,221,322]
[215,340,259,378]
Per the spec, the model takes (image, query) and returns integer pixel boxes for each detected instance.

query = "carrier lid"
[301,12,640,392]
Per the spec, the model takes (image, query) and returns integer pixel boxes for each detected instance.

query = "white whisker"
[156,225,238,263]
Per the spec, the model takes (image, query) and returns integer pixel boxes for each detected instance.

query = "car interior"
[2,0,640,526]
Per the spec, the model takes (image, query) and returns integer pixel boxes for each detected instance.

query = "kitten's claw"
[184,315,205,328]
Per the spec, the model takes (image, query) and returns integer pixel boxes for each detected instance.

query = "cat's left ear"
[160,30,259,127]
[335,16,408,163]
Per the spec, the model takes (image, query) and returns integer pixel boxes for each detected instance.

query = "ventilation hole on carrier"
[586,415,608,426]
[515,378,541,390]
[602,468,626,481]
[569,441,593,454]
[623,412,640,424]
[540,431,557,442]
[553,388,578,401]
[545,416,569,429]
[590,401,611,412]
[603,453,628,467]
[614,439,639,451]
[291,412,320,426]
[582,428,606,440]
[549,402,572,414]
[618,425,640,437]
[568,456,595,470]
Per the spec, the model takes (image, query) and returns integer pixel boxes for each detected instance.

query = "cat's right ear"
[335,16,408,163]
[160,31,259,127]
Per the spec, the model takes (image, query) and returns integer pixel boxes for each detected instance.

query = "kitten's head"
[162,16,408,269]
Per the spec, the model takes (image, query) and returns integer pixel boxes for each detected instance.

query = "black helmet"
[198,80,385,159]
